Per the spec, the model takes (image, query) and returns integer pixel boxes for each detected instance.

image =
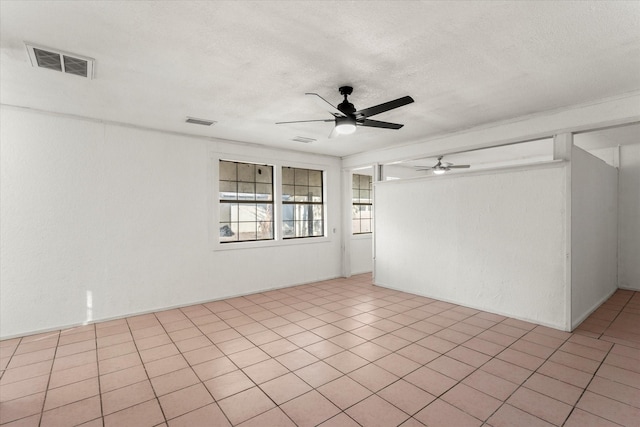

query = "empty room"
[1,1,639,426]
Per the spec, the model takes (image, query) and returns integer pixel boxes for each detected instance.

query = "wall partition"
[374,162,570,329]
[571,146,618,328]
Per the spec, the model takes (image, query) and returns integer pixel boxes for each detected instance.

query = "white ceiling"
[1,1,639,157]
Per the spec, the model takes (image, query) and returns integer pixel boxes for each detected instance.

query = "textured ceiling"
[1,1,639,157]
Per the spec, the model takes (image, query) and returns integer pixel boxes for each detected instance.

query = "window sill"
[351,233,373,240]
[213,235,332,251]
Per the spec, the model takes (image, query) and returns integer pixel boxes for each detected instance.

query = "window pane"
[256,204,272,222]
[352,174,359,189]
[360,174,371,189]
[283,220,295,237]
[295,204,311,221]
[360,204,372,219]
[255,165,272,183]
[352,188,360,203]
[360,189,371,203]
[238,182,256,200]
[256,183,272,201]
[220,161,236,181]
[283,204,294,221]
[257,204,273,240]
[220,181,238,200]
[257,222,273,240]
[309,170,322,186]
[312,220,323,236]
[282,167,295,185]
[295,220,309,237]
[295,185,309,202]
[219,223,237,241]
[238,163,255,182]
[361,219,371,233]
[352,206,360,220]
[220,203,238,222]
[312,204,323,220]
[238,222,257,241]
[309,186,322,202]
[239,204,257,221]
[294,168,308,186]
[282,185,295,201]
[352,219,361,234]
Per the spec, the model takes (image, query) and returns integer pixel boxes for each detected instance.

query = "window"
[219,160,274,243]
[282,167,324,238]
[352,173,373,234]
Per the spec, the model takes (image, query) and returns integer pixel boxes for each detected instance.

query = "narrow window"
[282,167,324,238]
[219,160,274,243]
[352,174,373,234]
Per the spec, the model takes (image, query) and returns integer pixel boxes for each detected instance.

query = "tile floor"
[1,274,639,426]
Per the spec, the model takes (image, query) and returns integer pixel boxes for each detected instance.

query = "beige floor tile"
[316,375,371,409]
[346,394,410,426]
[218,386,275,425]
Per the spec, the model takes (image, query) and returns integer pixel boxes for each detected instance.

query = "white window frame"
[210,153,330,251]
[351,173,373,235]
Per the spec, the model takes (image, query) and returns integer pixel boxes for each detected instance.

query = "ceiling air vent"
[26,43,94,79]
[185,117,216,126]
[291,136,316,144]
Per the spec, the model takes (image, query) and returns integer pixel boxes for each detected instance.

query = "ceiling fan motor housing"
[338,101,356,115]
[338,86,356,115]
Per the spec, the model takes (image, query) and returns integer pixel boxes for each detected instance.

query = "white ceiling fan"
[416,156,470,174]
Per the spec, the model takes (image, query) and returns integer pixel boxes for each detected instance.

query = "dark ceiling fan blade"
[354,96,414,118]
[275,119,334,125]
[359,119,404,129]
[305,93,346,117]
[447,165,471,168]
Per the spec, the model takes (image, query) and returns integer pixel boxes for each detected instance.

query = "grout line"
[128,315,169,426]
[37,331,61,427]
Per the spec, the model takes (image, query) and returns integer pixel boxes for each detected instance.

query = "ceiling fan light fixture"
[335,116,356,135]
[433,168,446,175]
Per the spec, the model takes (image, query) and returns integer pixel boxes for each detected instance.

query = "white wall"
[0,106,343,338]
[571,146,619,327]
[374,163,569,329]
[350,235,372,274]
[619,143,640,290]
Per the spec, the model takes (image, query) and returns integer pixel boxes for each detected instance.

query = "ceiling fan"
[276,86,414,137]
[416,156,471,174]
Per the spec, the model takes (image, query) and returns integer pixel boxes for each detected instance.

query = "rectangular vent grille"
[33,48,62,71]
[63,55,88,76]
[186,117,216,126]
[291,136,316,143]
[26,44,94,79]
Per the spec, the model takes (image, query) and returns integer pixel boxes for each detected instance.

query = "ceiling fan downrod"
[337,86,356,115]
